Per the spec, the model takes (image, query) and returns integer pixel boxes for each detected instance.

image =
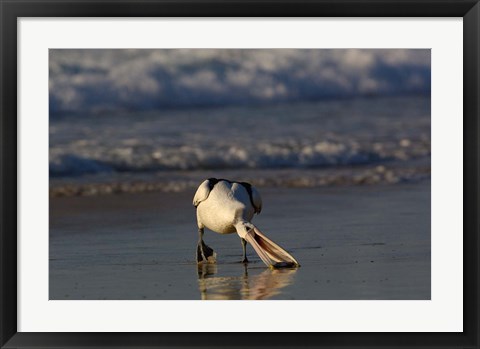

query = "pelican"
[193,178,299,268]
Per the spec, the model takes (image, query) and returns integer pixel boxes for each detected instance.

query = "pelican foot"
[241,257,249,264]
[197,241,216,264]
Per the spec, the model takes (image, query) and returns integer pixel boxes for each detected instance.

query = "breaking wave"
[49,49,431,115]
[50,138,430,177]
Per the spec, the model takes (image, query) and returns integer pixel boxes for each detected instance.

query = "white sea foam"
[49,49,430,114]
[49,96,430,178]
[49,138,430,177]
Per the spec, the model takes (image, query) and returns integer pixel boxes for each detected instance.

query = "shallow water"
[50,182,430,300]
[49,96,431,197]
[50,96,430,176]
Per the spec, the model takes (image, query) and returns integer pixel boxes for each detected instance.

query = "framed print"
[1,0,479,348]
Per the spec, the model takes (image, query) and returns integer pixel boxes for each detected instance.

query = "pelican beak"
[243,226,300,269]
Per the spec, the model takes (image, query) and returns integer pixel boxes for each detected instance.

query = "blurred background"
[49,49,431,196]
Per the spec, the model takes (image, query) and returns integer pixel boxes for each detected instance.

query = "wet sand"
[49,182,430,300]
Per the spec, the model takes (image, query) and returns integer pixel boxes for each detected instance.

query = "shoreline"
[50,182,431,300]
[49,162,431,197]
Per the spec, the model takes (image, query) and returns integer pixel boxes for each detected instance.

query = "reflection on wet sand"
[198,264,298,300]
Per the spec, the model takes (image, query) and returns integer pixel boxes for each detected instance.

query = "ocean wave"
[49,49,430,115]
[49,139,430,177]
[49,164,431,197]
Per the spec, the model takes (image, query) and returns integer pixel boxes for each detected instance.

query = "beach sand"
[49,181,430,300]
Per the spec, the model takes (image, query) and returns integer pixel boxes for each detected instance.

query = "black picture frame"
[1,1,479,348]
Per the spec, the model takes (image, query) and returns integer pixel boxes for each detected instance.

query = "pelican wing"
[193,179,213,207]
[250,185,262,214]
[244,226,300,268]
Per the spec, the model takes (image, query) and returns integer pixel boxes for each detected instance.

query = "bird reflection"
[197,264,297,300]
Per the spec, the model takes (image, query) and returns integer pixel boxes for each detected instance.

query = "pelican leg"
[241,238,249,263]
[196,228,216,264]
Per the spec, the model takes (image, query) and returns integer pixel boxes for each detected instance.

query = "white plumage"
[193,178,299,268]
[194,179,261,234]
